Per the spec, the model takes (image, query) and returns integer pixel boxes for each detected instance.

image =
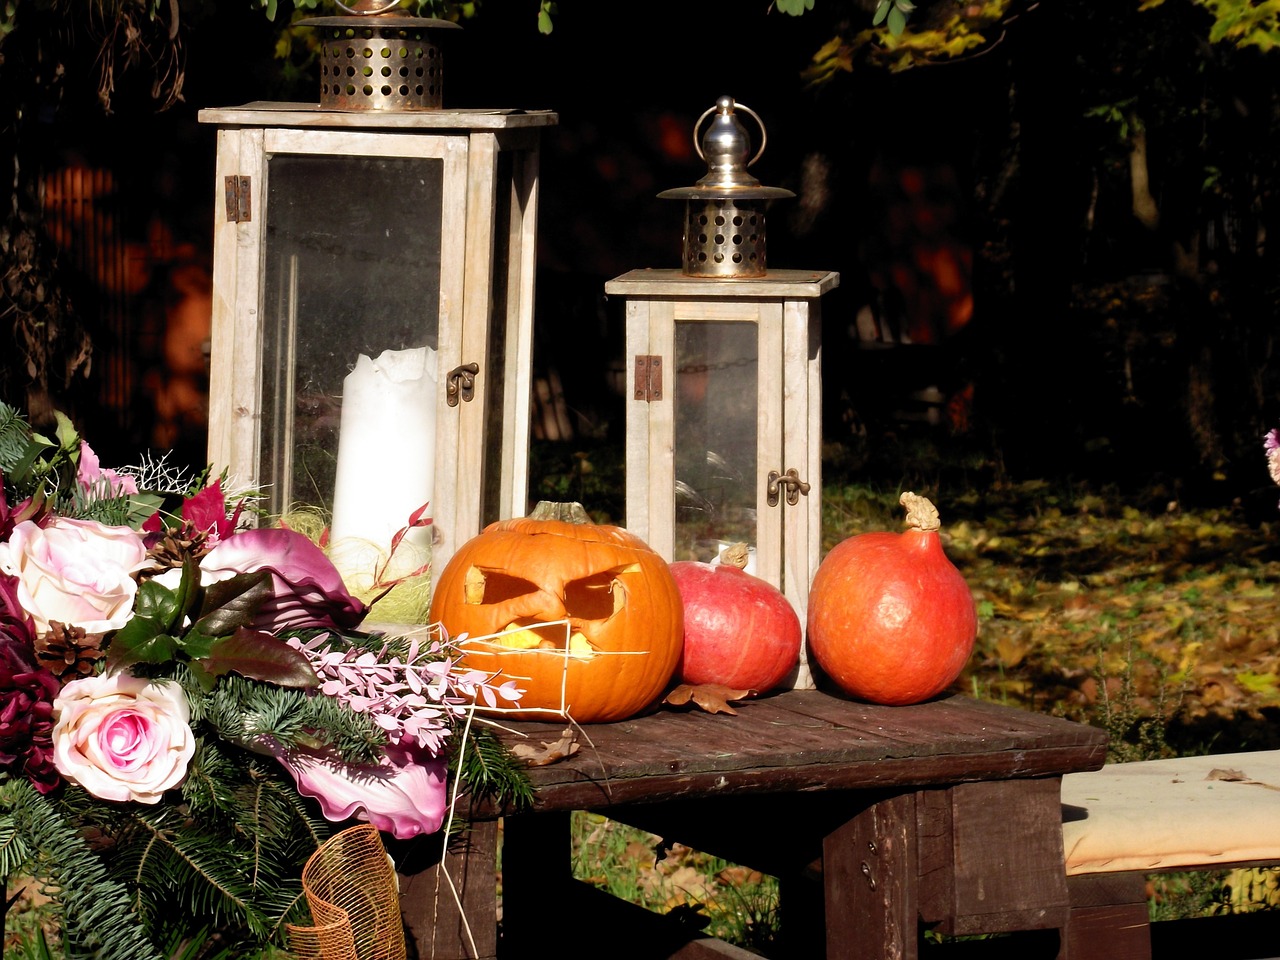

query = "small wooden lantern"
[608,97,838,688]
[199,99,556,590]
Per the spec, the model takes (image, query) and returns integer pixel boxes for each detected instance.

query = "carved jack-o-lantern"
[429,502,684,723]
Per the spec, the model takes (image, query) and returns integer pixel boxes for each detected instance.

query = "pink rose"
[52,672,195,804]
[0,518,150,636]
[269,740,447,840]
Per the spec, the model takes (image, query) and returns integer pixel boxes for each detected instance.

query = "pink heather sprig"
[288,630,523,756]
[1265,429,1280,494]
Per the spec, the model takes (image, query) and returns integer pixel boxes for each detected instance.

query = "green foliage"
[537,1,556,34]
[873,0,916,35]
[1164,0,1280,51]
[190,668,385,764]
[1089,633,1189,763]
[1,780,165,960]
[791,0,1278,81]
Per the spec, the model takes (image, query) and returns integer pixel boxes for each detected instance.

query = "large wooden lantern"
[607,97,838,687]
[199,13,556,595]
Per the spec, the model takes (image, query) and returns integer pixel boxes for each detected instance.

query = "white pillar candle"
[329,345,437,596]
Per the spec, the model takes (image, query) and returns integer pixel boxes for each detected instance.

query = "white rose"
[0,518,150,635]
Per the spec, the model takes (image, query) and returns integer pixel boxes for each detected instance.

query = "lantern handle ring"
[333,0,403,15]
[693,99,768,169]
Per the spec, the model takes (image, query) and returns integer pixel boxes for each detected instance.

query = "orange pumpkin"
[429,502,684,723]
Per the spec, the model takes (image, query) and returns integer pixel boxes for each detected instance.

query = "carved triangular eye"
[463,566,540,605]
[563,564,640,620]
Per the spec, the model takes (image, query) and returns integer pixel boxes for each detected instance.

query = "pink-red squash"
[807,492,977,706]
[671,547,801,693]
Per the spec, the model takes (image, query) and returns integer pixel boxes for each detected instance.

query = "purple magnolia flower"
[199,528,366,633]
[0,617,62,794]
[268,740,447,840]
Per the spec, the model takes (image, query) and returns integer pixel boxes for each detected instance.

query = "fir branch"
[0,808,32,878]
[0,401,30,471]
[1,779,165,960]
[447,722,534,812]
[195,673,385,764]
[113,804,274,941]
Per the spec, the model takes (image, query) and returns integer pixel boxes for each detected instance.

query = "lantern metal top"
[297,0,461,112]
[657,96,794,201]
[297,0,462,28]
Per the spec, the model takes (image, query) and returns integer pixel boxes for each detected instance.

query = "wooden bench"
[394,689,1107,959]
[1060,751,1280,960]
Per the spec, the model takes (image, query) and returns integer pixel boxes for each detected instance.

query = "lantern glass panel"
[673,319,758,560]
[259,153,444,520]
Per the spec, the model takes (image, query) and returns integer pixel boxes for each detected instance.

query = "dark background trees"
[2,0,1277,511]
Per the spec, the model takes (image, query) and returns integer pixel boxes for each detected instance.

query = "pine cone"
[147,528,210,572]
[36,622,106,684]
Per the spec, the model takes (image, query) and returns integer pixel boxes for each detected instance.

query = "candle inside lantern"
[329,345,437,598]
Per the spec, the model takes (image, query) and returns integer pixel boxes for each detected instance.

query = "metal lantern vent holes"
[658,96,794,279]
[300,2,461,112]
[688,199,765,273]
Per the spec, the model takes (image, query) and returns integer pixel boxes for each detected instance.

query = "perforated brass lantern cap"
[299,14,460,111]
[658,96,794,278]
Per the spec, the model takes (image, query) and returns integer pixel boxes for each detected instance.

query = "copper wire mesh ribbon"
[287,824,407,960]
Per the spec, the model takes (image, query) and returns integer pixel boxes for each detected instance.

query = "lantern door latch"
[767,468,811,507]
[447,362,480,406]
[634,355,663,402]
[223,176,252,223]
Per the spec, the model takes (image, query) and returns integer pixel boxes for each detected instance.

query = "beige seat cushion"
[1061,750,1280,876]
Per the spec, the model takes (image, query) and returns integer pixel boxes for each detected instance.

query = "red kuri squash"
[806,492,976,706]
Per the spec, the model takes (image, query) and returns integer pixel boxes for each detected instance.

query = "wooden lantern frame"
[199,102,556,575]
[607,267,839,687]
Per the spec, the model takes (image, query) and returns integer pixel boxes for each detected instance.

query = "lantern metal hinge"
[446,362,480,406]
[634,355,663,402]
[223,176,252,222]
[767,468,811,507]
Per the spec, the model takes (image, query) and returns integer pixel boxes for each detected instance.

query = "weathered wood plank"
[472,692,1107,815]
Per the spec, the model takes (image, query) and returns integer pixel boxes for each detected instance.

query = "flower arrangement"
[0,402,530,959]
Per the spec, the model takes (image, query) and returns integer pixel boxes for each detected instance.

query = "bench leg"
[823,792,920,960]
[1060,873,1151,960]
[396,818,500,960]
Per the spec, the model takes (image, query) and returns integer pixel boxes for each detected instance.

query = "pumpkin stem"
[899,492,941,533]
[529,501,592,524]
[718,542,751,570]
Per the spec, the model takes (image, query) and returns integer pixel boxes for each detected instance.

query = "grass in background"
[570,812,781,955]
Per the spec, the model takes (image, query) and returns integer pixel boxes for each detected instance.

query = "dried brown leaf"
[663,683,755,715]
[509,727,580,766]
